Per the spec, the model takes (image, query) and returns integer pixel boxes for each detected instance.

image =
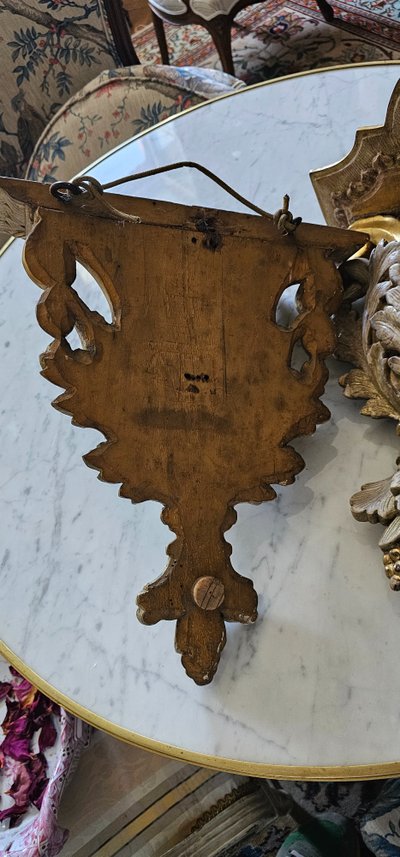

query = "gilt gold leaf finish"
[336,241,400,586]
[310,79,400,230]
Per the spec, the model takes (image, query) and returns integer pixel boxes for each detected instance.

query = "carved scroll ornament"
[0,174,365,683]
[310,75,400,590]
[310,79,400,231]
[336,240,400,588]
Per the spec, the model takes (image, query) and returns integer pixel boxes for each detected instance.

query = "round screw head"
[192,576,225,610]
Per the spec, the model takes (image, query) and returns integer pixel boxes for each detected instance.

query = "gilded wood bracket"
[0,175,365,682]
[310,77,400,591]
[310,79,400,231]
[336,241,400,588]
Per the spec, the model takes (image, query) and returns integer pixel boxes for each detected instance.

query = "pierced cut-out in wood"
[0,176,366,683]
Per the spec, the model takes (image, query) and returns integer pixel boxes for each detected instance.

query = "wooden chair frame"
[104,0,140,65]
[150,0,334,76]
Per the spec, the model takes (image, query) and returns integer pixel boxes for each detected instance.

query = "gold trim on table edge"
[2,639,400,781]
[2,60,400,780]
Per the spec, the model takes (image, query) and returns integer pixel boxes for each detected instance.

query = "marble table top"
[1,62,400,779]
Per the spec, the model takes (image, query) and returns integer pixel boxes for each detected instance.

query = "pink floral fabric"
[0,659,91,857]
[27,65,244,183]
[1,712,91,857]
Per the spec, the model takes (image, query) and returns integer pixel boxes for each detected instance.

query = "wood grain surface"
[0,177,367,682]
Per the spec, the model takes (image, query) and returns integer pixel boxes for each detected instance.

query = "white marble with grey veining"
[1,64,400,771]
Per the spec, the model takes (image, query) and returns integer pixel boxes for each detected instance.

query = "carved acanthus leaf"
[338,241,400,422]
[371,306,400,351]
[385,280,400,308]
[337,241,400,588]
[340,366,376,399]
[390,467,400,494]
[350,471,398,523]
[379,516,400,550]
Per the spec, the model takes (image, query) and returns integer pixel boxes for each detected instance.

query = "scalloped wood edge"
[0,174,367,682]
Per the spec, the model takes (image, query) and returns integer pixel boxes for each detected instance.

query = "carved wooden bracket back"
[0,174,365,682]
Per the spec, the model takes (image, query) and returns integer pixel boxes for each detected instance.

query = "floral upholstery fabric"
[0,0,125,178]
[27,65,244,183]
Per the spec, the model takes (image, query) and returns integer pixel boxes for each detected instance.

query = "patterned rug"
[133,0,400,85]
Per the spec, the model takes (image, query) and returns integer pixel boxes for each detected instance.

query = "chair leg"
[206,17,234,76]
[151,11,170,64]
[315,0,334,22]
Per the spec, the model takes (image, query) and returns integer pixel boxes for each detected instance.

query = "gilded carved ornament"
[311,77,400,588]
[336,244,400,587]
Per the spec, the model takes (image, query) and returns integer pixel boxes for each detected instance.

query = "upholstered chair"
[0,0,139,178]
[26,65,245,183]
[147,0,334,75]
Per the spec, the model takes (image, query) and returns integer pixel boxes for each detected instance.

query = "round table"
[1,62,400,780]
